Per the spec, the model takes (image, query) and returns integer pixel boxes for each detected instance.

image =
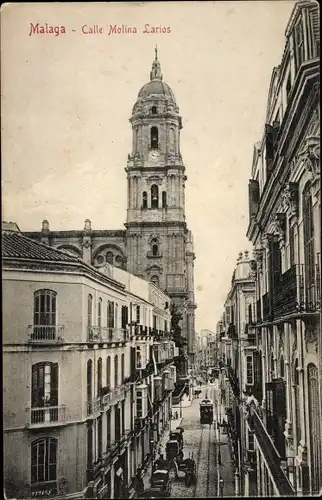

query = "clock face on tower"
[149,150,160,161]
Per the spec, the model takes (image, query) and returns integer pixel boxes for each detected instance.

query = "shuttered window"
[31,363,58,407]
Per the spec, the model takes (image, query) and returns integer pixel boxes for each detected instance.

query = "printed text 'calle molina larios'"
[29,24,172,36]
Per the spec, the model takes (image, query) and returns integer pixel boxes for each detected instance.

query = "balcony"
[227,365,240,398]
[27,405,66,428]
[87,327,128,343]
[101,383,130,409]
[86,397,101,417]
[247,406,294,496]
[273,264,320,320]
[28,325,65,343]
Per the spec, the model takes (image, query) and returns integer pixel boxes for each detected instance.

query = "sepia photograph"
[1,1,320,498]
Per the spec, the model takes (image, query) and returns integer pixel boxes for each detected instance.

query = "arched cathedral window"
[152,244,158,256]
[150,127,159,149]
[106,251,114,265]
[151,185,159,209]
[142,191,148,209]
[162,191,167,208]
[151,106,157,115]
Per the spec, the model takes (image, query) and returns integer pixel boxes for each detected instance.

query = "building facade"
[23,50,197,367]
[3,225,177,499]
[216,2,320,497]
[246,0,320,496]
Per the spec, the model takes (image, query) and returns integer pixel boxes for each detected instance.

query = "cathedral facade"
[24,50,197,364]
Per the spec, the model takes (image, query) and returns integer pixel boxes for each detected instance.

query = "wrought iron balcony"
[227,365,240,398]
[28,325,65,343]
[86,397,101,417]
[247,406,294,496]
[27,404,66,427]
[87,326,128,343]
[101,382,130,410]
[273,264,320,319]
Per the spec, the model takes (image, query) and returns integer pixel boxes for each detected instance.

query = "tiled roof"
[2,230,80,263]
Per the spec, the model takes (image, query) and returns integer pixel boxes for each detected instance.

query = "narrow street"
[143,381,236,498]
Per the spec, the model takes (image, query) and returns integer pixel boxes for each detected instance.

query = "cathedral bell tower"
[125,48,196,365]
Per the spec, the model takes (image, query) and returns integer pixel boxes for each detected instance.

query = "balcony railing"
[227,365,240,398]
[101,382,130,409]
[27,405,66,427]
[87,327,128,343]
[247,406,294,496]
[28,325,65,343]
[86,397,101,416]
[273,264,321,319]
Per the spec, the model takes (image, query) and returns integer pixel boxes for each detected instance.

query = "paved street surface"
[143,381,235,498]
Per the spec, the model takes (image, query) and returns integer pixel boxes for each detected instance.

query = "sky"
[2,1,295,332]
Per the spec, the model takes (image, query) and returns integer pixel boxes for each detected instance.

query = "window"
[162,191,167,208]
[115,406,121,442]
[307,363,322,493]
[106,251,113,265]
[31,437,57,484]
[246,356,253,385]
[115,255,123,267]
[136,390,143,418]
[106,409,111,445]
[87,294,93,327]
[152,244,159,256]
[33,290,57,340]
[87,424,93,469]
[121,305,128,329]
[115,303,118,328]
[280,355,284,378]
[303,183,315,303]
[136,305,141,324]
[98,298,102,329]
[286,73,292,98]
[151,106,157,115]
[289,223,295,266]
[136,347,142,369]
[151,185,159,209]
[248,431,254,451]
[106,356,111,387]
[121,353,125,383]
[107,301,115,333]
[97,358,102,395]
[114,355,119,387]
[142,191,148,209]
[294,359,301,446]
[32,363,58,408]
[87,359,92,401]
[97,415,103,459]
[150,127,159,148]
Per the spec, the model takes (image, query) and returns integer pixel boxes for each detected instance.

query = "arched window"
[152,244,159,256]
[31,438,57,484]
[303,183,315,304]
[151,106,157,115]
[151,275,160,287]
[31,362,58,410]
[280,355,284,378]
[308,363,322,493]
[98,298,102,329]
[88,294,93,327]
[142,191,148,209]
[270,353,274,378]
[106,356,111,387]
[170,127,175,151]
[33,290,57,340]
[115,255,123,267]
[121,353,125,384]
[151,185,159,209]
[114,355,119,387]
[162,191,167,208]
[87,424,93,469]
[115,303,118,328]
[106,251,114,265]
[151,127,159,149]
[87,359,92,401]
[97,357,102,395]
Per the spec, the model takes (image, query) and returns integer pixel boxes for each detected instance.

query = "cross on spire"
[155,45,158,60]
[150,46,162,81]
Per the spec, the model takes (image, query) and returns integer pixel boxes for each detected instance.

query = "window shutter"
[265,124,274,176]
[32,364,44,407]
[309,7,320,57]
[248,179,260,218]
[51,363,59,405]
[131,347,136,376]
[273,378,287,458]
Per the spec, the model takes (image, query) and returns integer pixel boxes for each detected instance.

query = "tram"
[199,398,214,424]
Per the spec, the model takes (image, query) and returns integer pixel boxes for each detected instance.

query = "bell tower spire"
[150,46,162,81]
